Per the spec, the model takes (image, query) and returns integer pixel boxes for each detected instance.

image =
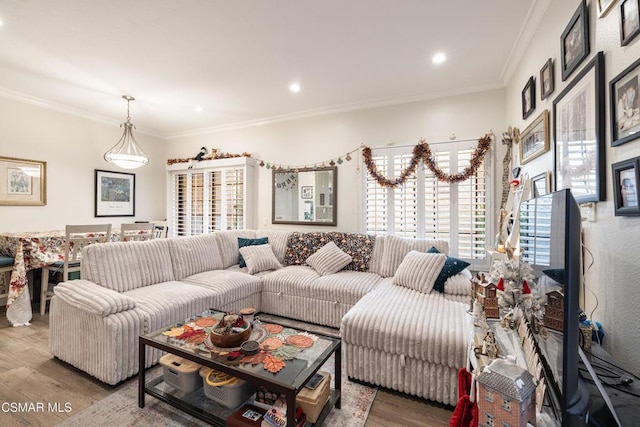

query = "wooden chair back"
[120,222,155,242]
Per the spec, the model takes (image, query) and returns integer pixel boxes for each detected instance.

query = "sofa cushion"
[283,232,376,272]
[427,247,471,293]
[215,230,257,268]
[123,281,220,332]
[239,244,282,274]
[168,234,223,280]
[341,279,472,368]
[378,235,449,277]
[81,239,175,292]
[307,271,383,305]
[394,251,447,293]
[181,270,262,308]
[306,242,352,275]
[238,237,268,268]
[255,230,293,264]
[260,265,320,295]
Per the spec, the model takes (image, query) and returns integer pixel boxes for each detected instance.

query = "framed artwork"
[540,59,554,100]
[561,0,589,81]
[611,157,640,215]
[532,171,552,197]
[95,169,135,217]
[553,51,606,203]
[0,156,47,206]
[520,110,550,164]
[609,56,640,146]
[621,0,640,46]
[522,76,536,119]
[597,0,617,18]
[301,186,313,199]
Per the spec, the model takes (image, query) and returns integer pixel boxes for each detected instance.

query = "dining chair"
[120,222,155,241]
[0,256,15,306]
[40,224,112,315]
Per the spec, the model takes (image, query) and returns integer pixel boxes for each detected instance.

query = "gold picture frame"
[520,110,550,164]
[0,156,47,206]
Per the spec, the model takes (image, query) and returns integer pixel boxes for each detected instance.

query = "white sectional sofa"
[49,229,473,405]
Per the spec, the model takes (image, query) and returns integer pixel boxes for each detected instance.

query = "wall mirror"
[272,167,337,225]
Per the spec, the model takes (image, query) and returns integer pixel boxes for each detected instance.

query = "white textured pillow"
[393,251,447,293]
[306,241,352,275]
[238,244,283,274]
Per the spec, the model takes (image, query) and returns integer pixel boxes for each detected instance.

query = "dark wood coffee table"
[138,312,341,426]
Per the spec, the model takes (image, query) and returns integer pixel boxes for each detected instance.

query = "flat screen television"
[519,189,589,426]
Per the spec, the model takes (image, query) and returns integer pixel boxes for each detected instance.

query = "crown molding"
[500,0,552,85]
[165,81,506,139]
[0,86,164,138]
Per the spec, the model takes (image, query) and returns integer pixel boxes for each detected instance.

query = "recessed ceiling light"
[195,106,204,113]
[289,82,301,93]
[432,52,446,64]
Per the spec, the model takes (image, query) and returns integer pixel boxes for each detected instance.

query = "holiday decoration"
[362,134,492,188]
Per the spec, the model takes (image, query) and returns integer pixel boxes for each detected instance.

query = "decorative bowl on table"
[208,319,252,348]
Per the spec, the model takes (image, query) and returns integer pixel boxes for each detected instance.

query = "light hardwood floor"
[0,306,453,426]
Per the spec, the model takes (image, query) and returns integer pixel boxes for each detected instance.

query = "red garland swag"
[362,134,492,187]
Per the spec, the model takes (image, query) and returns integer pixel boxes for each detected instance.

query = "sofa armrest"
[53,280,136,317]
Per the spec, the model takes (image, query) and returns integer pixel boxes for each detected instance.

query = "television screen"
[519,189,589,426]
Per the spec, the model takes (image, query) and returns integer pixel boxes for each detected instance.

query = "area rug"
[59,354,375,427]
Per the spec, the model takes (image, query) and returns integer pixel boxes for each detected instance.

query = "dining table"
[0,229,121,326]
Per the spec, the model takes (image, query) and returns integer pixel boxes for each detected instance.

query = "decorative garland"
[362,134,492,187]
[167,151,251,166]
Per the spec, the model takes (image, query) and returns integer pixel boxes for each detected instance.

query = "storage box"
[296,371,330,423]
[200,366,256,409]
[226,403,266,427]
[159,354,202,393]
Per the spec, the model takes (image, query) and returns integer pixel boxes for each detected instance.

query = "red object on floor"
[449,367,478,427]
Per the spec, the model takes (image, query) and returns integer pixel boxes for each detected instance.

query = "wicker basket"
[199,367,255,409]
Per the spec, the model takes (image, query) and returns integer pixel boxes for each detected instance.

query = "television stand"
[581,343,640,426]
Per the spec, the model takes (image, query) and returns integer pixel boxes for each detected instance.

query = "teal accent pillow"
[238,237,269,268]
[427,247,470,293]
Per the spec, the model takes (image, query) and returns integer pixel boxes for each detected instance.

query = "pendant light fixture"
[104,95,149,169]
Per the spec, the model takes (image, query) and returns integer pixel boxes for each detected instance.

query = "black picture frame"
[609,55,640,146]
[540,58,555,100]
[95,169,135,217]
[620,0,640,46]
[561,0,590,81]
[612,157,640,215]
[522,76,536,119]
[553,51,606,203]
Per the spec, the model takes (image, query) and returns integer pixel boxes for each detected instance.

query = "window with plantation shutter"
[168,158,255,236]
[364,141,491,267]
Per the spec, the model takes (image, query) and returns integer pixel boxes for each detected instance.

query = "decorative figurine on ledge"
[482,331,499,359]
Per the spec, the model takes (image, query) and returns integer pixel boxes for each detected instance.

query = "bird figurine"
[188,147,208,169]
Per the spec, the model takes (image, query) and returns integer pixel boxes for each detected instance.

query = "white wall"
[505,0,640,373]
[0,97,166,232]
[166,88,506,232]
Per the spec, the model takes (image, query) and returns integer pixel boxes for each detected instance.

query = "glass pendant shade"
[104,95,149,169]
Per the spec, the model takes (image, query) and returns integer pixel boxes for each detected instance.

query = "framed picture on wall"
[522,76,536,119]
[609,55,640,146]
[0,156,47,206]
[553,52,606,203]
[597,0,617,18]
[620,0,640,46]
[301,186,313,199]
[540,59,554,100]
[612,157,640,215]
[520,110,550,164]
[95,169,135,217]
[561,0,589,81]
[532,171,552,197]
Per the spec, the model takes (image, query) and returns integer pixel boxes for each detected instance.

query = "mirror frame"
[272,166,337,226]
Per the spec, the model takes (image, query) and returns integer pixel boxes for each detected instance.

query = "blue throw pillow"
[238,237,269,268]
[427,247,470,293]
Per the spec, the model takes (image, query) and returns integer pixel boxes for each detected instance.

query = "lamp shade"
[104,95,149,169]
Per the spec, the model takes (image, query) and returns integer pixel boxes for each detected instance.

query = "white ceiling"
[0,0,540,138]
